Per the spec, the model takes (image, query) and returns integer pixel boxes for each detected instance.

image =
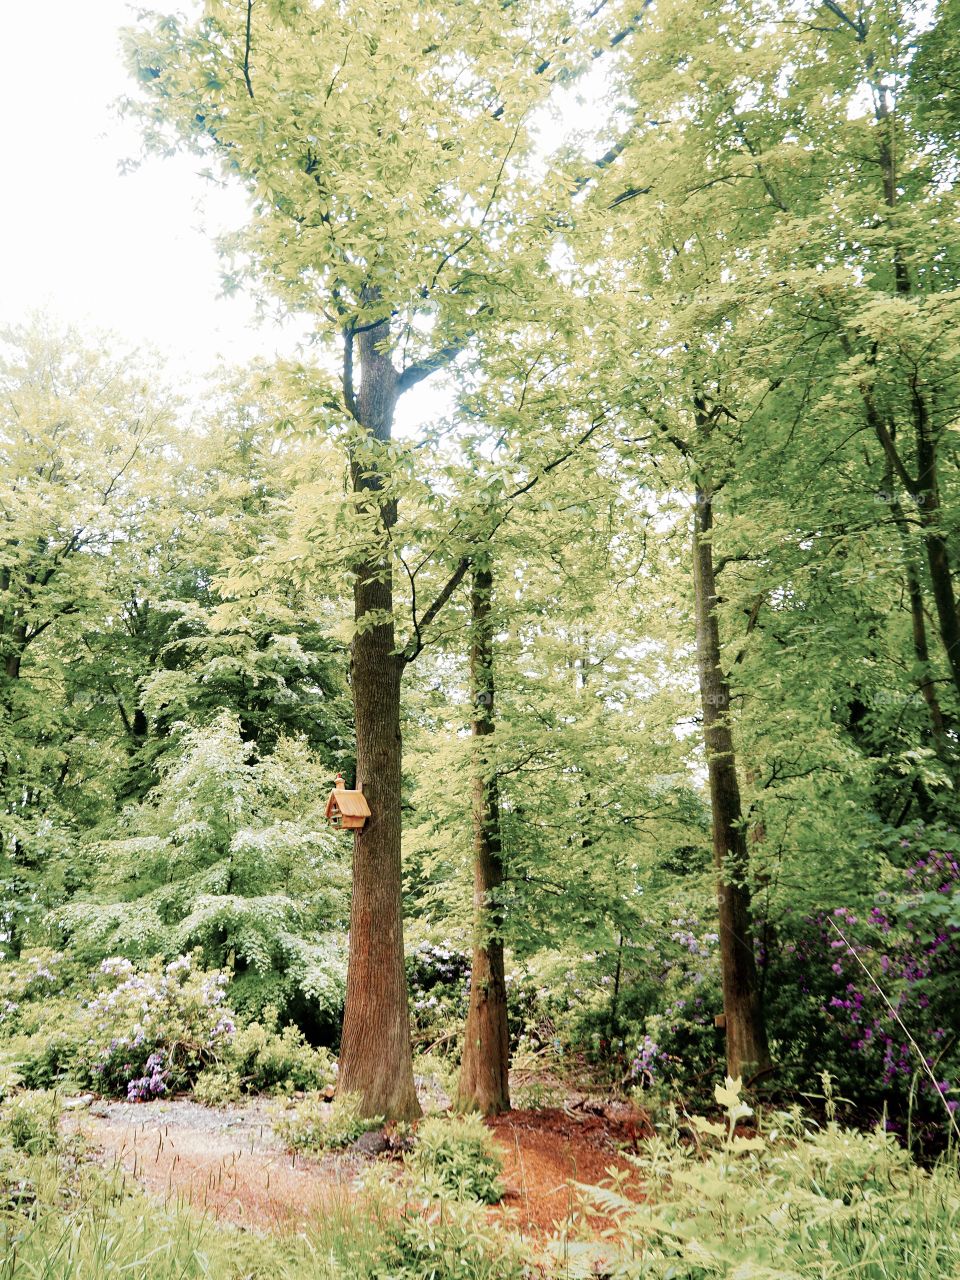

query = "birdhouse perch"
[325,774,371,831]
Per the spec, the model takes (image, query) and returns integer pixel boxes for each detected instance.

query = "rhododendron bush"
[74,954,235,1099]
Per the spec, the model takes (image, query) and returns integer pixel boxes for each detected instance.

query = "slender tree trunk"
[885,461,950,757]
[337,312,420,1121]
[692,486,771,1082]
[873,81,960,707]
[457,560,510,1116]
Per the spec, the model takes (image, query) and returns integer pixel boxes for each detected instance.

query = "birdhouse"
[325,774,371,831]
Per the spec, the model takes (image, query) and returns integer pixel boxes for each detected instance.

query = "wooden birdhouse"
[325,774,371,831]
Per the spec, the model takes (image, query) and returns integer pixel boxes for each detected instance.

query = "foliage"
[0,1092,63,1157]
[408,1113,504,1204]
[57,716,349,1035]
[574,1077,960,1280]
[195,1011,337,1102]
[72,953,234,1100]
[274,1091,382,1154]
[373,1184,526,1280]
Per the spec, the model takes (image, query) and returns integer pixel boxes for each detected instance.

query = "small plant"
[581,1074,960,1280]
[274,1090,383,1153]
[687,1075,765,1158]
[0,1091,63,1156]
[377,1186,527,1279]
[408,1113,504,1203]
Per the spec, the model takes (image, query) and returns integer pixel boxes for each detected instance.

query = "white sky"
[1,0,300,384]
[1,2,609,424]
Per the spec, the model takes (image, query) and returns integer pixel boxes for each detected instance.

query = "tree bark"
[692,484,772,1082]
[457,560,511,1115]
[336,311,421,1121]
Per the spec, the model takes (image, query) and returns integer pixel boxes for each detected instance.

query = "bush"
[376,1187,526,1280]
[762,829,960,1128]
[274,1091,382,1153]
[0,1091,63,1156]
[193,1015,335,1104]
[74,954,235,1100]
[0,951,73,1031]
[225,1012,336,1094]
[408,1114,504,1203]
[578,1076,960,1280]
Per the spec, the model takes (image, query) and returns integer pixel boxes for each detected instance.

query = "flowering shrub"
[406,940,553,1054]
[821,849,958,1114]
[406,941,472,1042]
[74,953,236,1099]
[0,950,71,1032]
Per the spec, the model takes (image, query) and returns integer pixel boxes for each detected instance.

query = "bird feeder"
[325,774,371,831]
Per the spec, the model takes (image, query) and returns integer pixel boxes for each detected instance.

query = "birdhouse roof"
[325,787,371,819]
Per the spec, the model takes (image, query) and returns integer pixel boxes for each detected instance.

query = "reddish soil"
[488,1105,651,1238]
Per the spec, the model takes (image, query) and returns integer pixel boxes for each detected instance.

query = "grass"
[1,1082,959,1279]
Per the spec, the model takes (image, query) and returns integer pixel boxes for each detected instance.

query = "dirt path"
[65,1094,651,1237]
[67,1099,368,1230]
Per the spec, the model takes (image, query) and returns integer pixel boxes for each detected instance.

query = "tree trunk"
[456,560,510,1115]
[336,311,420,1121]
[692,486,772,1082]
[885,463,950,758]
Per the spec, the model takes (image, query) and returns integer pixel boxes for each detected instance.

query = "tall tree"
[125,0,626,1117]
[456,557,510,1115]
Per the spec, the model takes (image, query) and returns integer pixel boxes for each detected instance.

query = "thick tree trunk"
[692,486,771,1082]
[336,312,420,1122]
[457,561,510,1116]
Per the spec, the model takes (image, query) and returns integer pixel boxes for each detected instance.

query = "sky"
[1,2,607,421]
[1,1,299,382]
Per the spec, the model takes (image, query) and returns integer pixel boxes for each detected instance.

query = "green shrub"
[192,1011,335,1103]
[576,1076,960,1280]
[377,1188,526,1280]
[274,1091,382,1153]
[226,1012,336,1094]
[0,1091,62,1156]
[191,1067,241,1107]
[408,1114,504,1203]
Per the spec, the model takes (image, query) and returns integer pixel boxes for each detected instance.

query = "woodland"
[1,0,960,1276]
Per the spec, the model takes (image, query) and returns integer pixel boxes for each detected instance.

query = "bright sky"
[2,2,609,419]
[1,1,299,383]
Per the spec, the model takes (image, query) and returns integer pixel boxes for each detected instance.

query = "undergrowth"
[565,1076,960,1279]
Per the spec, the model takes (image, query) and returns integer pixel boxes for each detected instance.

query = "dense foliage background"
[2,0,960,1148]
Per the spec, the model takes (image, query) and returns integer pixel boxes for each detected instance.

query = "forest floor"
[62,1086,653,1238]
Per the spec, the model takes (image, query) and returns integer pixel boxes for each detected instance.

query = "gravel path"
[65,1096,373,1230]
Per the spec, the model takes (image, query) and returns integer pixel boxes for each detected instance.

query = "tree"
[456,557,510,1115]
[124,0,630,1117]
[0,320,170,954]
[55,713,350,1036]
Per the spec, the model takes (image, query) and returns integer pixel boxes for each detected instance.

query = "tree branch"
[821,0,866,39]
[242,0,255,98]
[397,340,467,394]
[402,555,472,665]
